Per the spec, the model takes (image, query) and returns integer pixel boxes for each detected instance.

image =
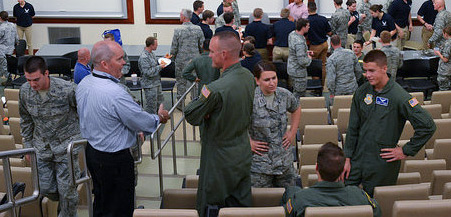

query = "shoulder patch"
[201,85,210,98]
[286,198,293,214]
[409,97,419,107]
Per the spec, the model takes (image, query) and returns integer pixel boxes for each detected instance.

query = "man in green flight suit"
[282,143,381,217]
[184,31,255,217]
[343,50,436,196]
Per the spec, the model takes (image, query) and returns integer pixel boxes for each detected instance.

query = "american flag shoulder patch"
[409,97,419,107]
[201,85,211,98]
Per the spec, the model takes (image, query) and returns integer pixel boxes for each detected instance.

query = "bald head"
[215,31,241,58]
[77,48,90,65]
[209,31,241,70]
[91,41,125,78]
[434,0,445,10]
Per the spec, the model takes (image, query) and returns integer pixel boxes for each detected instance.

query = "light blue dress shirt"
[76,70,159,152]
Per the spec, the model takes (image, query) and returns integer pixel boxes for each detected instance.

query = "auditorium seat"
[161,189,197,209]
[336,108,350,134]
[330,95,353,120]
[0,117,10,136]
[0,135,20,151]
[303,125,338,145]
[9,118,24,147]
[443,182,451,199]
[218,206,285,217]
[300,165,316,188]
[403,159,446,182]
[304,205,373,217]
[251,188,284,207]
[299,108,329,135]
[425,119,451,149]
[307,174,318,187]
[421,104,443,119]
[409,92,424,105]
[133,209,199,217]
[442,105,451,118]
[399,121,413,140]
[6,101,19,118]
[392,199,451,217]
[430,170,451,195]
[398,142,426,171]
[373,183,430,217]
[299,97,326,109]
[4,89,20,102]
[185,175,199,188]
[299,144,322,166]
[425,139,451,169]
[397,172,421,185]
[430,90,451,114]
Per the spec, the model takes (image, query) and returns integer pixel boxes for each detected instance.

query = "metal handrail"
[0,148,40,217]
[67,140,93,217]
[150,82,197,196]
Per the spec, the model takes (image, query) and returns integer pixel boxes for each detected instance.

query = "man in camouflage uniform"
[357,0,372,41]
[0,50,6,77]
[288,18,312,99]
[380,31,402,79]
[139,36,166,114]
[330,0,350,48]
[327,35,362,96]
[215,2,240,29]
[249,62,301,187]
[428,0,451,49]
[434,26,451,90]
[0,11,18,55]
[19,56,81,217]
[171,9,204,106]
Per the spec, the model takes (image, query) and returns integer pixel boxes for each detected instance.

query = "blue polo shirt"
[13,2,35,27]
[272,18,295,47]
[191,13,201,25]
[307,13,331,45]
[74,62,91,84]
[215,26,240,39]
[199,22,213,40]
[372,13,396,38]
[244,21,272,49]
[349,11,359,34]
[217,3,224,16]
[388,0,412,28]
[418,0,437,25]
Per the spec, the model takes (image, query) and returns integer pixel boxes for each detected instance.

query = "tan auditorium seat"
[218,206,285,217]
[330,95,353,119]
[443,182,451,199]
[336,108,350,134]
[430,170,451,195]
[185,175,199,188]
[424,119,451,149]
[403,159,446,182]
[305,205,373,217]
[300,165,316,188]
[421,104,443,119]
[300,97,326,109]
[429,90,451,114]
[133,209,199,217]
[6,101,20,118]
[8,118,23,147]
[161,188,197,209]
[373,183,430,217]
[3,89,20,102]
[392,199,451,217]
[299,108,329,135]
[303,125,338,145]
[426,139,451,170]
[251,188,284,207]
[299,144,322,166]
[397,172,421,185]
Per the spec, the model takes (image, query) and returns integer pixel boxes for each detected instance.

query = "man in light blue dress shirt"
[76,41,169,217]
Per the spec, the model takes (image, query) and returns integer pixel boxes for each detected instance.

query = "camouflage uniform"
[437,38,451,90]
[326,47,362,95]
[383,0,394,13]
[19,77,81,217]
[120,49,130,84]
[215,13,241,29]
[0,50,6,78]
[138,48,164,114]
[358,1,372,41]
[381,45,403,79]
[0,21,19,55]
[170,22,204,102]
[288,31,311,98]
[249,87,299,188]
[330,7,350,48]
[428,9,451,49]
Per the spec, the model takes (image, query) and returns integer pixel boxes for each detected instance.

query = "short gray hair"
[181,9,192,20]
[91,41,114,68]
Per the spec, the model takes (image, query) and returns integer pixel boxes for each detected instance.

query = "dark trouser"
[86,144,135,217]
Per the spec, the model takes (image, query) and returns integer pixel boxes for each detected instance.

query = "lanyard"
[92,73,118,83]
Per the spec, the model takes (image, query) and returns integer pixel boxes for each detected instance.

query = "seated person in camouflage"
[379,31,402,79]
[434,26,451,91]
[282,143,382,217]
[249,60,301,188]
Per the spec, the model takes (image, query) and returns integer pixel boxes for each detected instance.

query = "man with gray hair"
[428,0,451,49]
[171,9,204,107]
[77,40,170,217]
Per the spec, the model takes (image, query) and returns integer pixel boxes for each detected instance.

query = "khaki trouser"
[309,41,328,86]
[396,26,410,50]
[256,48,269,61]
[346,34,357,50]
[272,46,289,62]
[422,26,433,50]
[17,25,33,55]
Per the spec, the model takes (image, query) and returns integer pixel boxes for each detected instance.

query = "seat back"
[15,40,26,57]
[305,205,373,217]
[252,188,284,207]
[373,183,430,217]
[273,61,288,80]
[331,95,353,119]
[6,101,19,118]
[9,118,23,145]
[162,189,197,209]
[299,108,328,135]
[425,119,451,149]
[55,37,81,44]
[430,170,451,195]
[300,165,316,188]
[307,59,322,79]
[133,209,199,217]
[336,108,351,134]
[392,199,451,217]
[17,55,31,75]
[46,57,72,78]
[399,121,413,140]
[185,175,199,188]
[397,172,421,185]
[432,139,451,170]
[0,135,18,152]
[218,207,285,217]
[431,91,451,114]
[303,125,338,145]
[299,97,326,109]
[443,182,451,199]
[6,55,18,75]
[403,159,447,182]
[421,104,442,119]
[299,144,322,166]
[409,92,424,105]
[4,89,20,102]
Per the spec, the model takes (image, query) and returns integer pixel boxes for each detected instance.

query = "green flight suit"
[282,181,382,217]
[345,79,436,196]
[182,51,221,96]
[184,63,255,217]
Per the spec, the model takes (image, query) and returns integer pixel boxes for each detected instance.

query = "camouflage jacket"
[0,50,6,75]
[428,10,451,49]
[358,1,373,32]
[170,22,204,65]
[287,31,311,78]
[326,47,361,95]
[249,87,299,175]
[438,38,451,75]
[138,49,161,88]
[381,45,402,78]
[330,7,350,39]
[0,21,18,55]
